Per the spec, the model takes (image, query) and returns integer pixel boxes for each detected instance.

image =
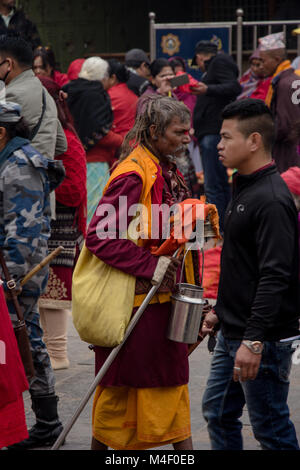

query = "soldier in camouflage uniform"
[0,102,65,449]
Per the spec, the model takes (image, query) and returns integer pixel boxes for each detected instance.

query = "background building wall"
[18,0,299,72]
[18,0,193,72]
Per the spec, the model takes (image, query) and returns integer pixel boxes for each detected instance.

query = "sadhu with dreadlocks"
[85,96,200,450]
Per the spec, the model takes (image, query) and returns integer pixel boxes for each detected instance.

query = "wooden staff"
[20,246,64,287]
[188,336,205,356]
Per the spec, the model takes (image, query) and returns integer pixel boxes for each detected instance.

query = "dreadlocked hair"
[119,95,190,161]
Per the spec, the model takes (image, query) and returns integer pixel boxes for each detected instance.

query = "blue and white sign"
[155,26,232,80]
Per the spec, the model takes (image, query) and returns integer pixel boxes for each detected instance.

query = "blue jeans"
[202,331,299,450]
[198,134,231,232]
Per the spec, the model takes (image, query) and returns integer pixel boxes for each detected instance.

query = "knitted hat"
[259,32,285,51]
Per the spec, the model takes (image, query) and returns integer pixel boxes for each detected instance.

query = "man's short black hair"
[125,59,143,69]
[0,32,33,67]
[222,98,275,152]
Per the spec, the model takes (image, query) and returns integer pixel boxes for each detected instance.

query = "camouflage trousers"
[7,295,56,397]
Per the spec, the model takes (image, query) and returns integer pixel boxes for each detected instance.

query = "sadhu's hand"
[200,310,219,336]
[197,302,213,341]
[160,256,182,290]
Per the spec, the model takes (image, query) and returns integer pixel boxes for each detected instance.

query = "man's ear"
[149,124,158,140]
[249,132,263,152]
[6,57,13,70]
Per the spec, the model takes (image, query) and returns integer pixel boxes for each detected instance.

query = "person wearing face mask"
[136,58,176,115]
[0,32,67,220]
[63,56,123,225]
[0,33,67,162]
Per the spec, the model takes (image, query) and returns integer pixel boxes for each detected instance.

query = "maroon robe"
[271,68,300,173]
[86,161,191,388]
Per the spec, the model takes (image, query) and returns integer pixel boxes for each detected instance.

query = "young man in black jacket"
[201,99,300,450]
[192,41,241,232]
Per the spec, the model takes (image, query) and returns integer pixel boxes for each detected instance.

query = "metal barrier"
[149,9,300,76]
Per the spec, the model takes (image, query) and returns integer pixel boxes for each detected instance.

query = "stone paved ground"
[21,313,300,451]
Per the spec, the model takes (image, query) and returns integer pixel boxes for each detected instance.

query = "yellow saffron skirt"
[92,384,191,450]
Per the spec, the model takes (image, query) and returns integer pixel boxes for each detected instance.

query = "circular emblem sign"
[161,34,181,56]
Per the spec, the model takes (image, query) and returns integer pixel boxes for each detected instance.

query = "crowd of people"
[0,0,300,452]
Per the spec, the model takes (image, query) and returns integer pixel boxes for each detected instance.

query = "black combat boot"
[8,394,63,449]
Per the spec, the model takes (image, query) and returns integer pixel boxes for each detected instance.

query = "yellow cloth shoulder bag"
[72,242,136,347]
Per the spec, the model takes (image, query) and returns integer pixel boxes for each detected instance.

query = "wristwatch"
[242,340,263,354]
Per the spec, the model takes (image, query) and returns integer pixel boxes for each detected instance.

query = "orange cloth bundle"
[202,246,222,299]
[151,197,222,257]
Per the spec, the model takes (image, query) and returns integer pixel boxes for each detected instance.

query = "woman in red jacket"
[38,76,87,370]
[107,59,138,138]
[33,46,69,88]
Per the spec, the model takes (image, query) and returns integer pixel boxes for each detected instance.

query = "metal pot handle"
[178,242,204,292]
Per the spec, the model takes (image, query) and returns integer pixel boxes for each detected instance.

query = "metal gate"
[149,9,300,76]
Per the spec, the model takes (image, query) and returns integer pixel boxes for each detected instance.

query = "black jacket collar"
[232,164,277,196]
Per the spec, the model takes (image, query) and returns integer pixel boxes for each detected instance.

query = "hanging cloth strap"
[29,88,46,141]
